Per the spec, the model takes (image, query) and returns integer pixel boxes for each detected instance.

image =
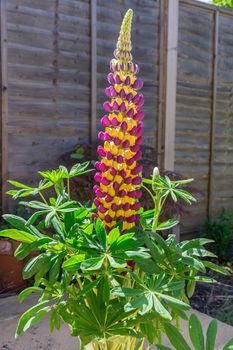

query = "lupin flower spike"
[94,9,144,232]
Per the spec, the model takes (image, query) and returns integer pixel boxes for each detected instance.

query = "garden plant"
[0,9,232,350]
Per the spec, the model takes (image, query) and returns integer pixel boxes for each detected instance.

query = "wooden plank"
[0,0,8,212]
[180,0,233,17]
[90,0,97,143]
[163,0,179,171]
[207,10,219,219]
[157,0,166,169]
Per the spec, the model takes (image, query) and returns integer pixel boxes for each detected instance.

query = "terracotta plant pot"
[0,240,27,293]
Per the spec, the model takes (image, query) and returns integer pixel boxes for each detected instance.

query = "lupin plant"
[0,9,232,350]
[94,9,143,233]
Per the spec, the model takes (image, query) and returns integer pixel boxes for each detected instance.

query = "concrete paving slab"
[0,294,232,350]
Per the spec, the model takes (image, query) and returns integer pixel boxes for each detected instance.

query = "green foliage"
[203,208,233,261]
[211,0,233,7]
[0,163,232,349]
[162,313,227,350]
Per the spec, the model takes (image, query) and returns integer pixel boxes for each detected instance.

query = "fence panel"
[175,2,214,234]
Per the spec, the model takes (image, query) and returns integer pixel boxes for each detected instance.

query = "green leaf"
[152,295,172,320]
[0,229,37,243]
[3,214,31,232]
[136,258,162,274]
[203,261,230,275]
[157,219,179,231]
[162,280,185,292]
[206,319,218,350]
[26,210,49,226]
[173,178,194,185]
[107,256,126,269]
[189,314,205,350]
[20,200,49,210]
[164,323,191,350]
[8,180,31,189]
[179,256,206,272]
[49,256,63,283]
[23,253,53,279]
[180,238,214,251]
[95,219,107,250]
[185,275,216,283]
[62,254,86,270]
[16,301,50,337]
[14,237,52,260]
[69,162,91,177]
[50,309,61,333]
[112,288,143,298]
[156,293,190,311]
[18,287,43,303]
[81,256,105,271]
[124,295,151,314]
[107,227,120,246]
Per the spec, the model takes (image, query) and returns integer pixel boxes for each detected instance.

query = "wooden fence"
[0,0,233,237]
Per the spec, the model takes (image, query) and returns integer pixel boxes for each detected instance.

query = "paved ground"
[0,294,232,350]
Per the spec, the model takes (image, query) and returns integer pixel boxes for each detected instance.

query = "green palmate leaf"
[203,261,230,275]
[26,210,49,226]
[152,233,170,254]
[16,301,50,337]
[124,295,150,313]
[50,309,61,333]
[189,314,205,350]
[49,255,63,283]
[156,292,190,311]
[95,219,107,249]
[185,275,217,283]
[206,319,218,350]
[164,323,191,350]
[157,219,179,231]
[3,215,42,238]
[8,180,31,189]
[162,280,185,292]
[112,288,143,298]
[184,248,217,258]
[174,178,194,185]
[179,256,206,272]
[14,237,52,260]
[18,287,43,303]
[62,254,86,270]
[187,280,196,298]
[69,162,92,177]
[81,256,105,271]
[20,200,49,210]
[107,256,126,269]
[152,295,172,320]
[173,189,196,204]
[23,253,53,279]
[0,229,37,243]
[180,238,214,251]
[136,258,162,274]
[107,227,120,246]
[3,214,32,233]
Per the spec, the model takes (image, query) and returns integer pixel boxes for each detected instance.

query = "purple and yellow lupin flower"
[93,9,144,232]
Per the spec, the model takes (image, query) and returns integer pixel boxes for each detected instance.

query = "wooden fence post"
[207,10,219,219]
[0,0,8,212]
[90,0,97,144]
[163,0,179,171]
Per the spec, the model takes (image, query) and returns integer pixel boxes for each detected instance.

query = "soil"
[190,264,233,326]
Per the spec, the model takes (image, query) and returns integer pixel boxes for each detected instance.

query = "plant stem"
[67,177,70,199]
[39,192,48,205]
